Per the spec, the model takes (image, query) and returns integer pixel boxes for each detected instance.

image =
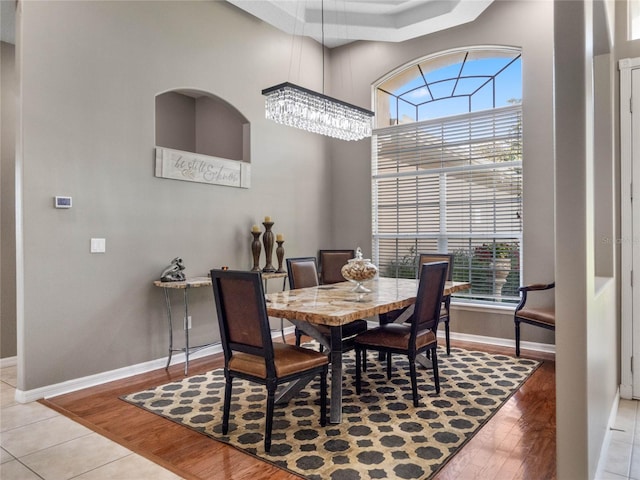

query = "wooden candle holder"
[276,240,285,273]
[251,231,262,272]
[262,222,276,273]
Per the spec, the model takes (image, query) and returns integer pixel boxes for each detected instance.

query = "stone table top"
[153,276,212,289]
[265,277,470,326]
[152,271,288,289]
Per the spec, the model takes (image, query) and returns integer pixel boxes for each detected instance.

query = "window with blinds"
[372,105,523,304]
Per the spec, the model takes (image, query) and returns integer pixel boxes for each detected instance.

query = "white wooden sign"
[155,147,250,189]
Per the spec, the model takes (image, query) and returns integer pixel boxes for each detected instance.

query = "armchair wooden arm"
[516,282,555,311]
[514,281,555,357]
[519,282,555,292]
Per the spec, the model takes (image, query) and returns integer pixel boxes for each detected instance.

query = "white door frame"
[620,57,640,399]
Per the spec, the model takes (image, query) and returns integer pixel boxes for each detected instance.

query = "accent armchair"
[514,282,555,357]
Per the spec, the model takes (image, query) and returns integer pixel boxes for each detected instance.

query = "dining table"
[265,276,471,423]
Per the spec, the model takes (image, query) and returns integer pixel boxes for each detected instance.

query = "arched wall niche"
[155,89,251,188]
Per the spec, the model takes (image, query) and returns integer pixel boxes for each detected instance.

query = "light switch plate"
[90,238,106,253]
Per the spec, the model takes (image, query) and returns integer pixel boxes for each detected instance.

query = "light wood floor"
[42,337,556,480]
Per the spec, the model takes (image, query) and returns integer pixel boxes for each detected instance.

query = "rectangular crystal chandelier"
[262,82,374,142]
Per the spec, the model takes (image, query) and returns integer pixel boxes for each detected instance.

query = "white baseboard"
[365,318,555,355]
[620,383,633,399]
[17,345,218,403]
[0,356,17,368]
[14,325,554,404]
[446,331,556,355]
[16,327,297,403]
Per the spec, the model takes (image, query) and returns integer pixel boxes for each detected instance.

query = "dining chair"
[514,281,555,356]
[381,252,455,355]
[418,253,454,355]
[210,269,328,452]
[354,261,448,407]
[318,249,355,284]
[286,257,368,357]
[286,257,321,347]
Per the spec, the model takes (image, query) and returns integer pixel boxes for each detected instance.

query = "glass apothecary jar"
[341,247,378,293]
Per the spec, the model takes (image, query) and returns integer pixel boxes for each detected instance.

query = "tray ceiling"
[226,0,494,48]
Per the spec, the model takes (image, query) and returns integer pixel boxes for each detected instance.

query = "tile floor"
[0,365,183,480]
[1,362,639,480]
[598,398,640,480]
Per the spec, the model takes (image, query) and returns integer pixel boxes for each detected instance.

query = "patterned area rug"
[122,345,539,480]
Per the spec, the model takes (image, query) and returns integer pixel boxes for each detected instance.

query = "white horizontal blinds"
[373,105,523,303]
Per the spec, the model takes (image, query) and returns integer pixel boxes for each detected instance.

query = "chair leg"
[295,328,302,347]
[444,318,451,355]
[265,382,276,452]
[386,353,392,379]
[320,366,327,426]
[222,373,233,435]
[362,348,367,372]
[443,297,452,355]
[409,357,419,407]
[515,319,521,357]
[355,346,362,394]
[431,347,440,394]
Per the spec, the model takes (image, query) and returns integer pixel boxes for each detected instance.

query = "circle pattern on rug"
[123,346,538,480]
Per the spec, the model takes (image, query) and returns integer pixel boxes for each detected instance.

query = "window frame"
[631,0,640,40]
[371,47,523,305]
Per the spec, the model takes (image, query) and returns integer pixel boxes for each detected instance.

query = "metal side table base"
[155,277,215,376]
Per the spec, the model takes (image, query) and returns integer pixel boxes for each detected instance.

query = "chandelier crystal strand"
[262,83,374,141]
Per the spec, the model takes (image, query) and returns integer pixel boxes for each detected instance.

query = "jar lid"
[347,246,371,263]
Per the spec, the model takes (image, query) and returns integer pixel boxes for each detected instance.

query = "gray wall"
[326,1,621,478]
[155,91,247,161]
[10,0,559,385]
[195,95,246,161]
[155,92,196,153]
[17,0,332,389]
[8,0,562,382]
[327,0,556,344]
[1,41,17,359]
[10,1,633,477]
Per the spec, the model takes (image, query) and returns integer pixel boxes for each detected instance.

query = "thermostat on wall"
[54,196,72,209]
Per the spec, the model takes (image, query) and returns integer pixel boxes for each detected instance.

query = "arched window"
[372,47,522,304]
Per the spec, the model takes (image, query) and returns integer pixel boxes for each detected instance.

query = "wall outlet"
[185,316,192,329]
